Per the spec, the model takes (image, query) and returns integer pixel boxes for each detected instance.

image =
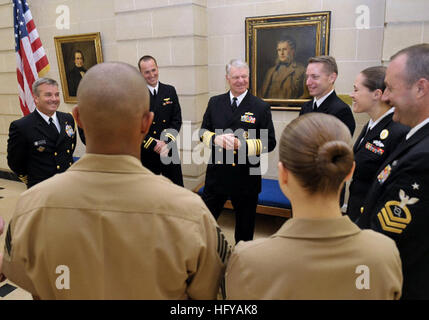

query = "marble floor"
[0,178,287,300]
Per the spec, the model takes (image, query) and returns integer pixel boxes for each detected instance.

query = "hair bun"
[316,141,353,177]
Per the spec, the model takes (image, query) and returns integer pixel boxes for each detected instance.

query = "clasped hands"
[214,133,241,150]
[154,139,169,157]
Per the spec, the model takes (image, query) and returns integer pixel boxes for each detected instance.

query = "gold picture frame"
[54,32,103,103]
[246,11,331,111]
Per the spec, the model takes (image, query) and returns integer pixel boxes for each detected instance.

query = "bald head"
[75,62,153,157]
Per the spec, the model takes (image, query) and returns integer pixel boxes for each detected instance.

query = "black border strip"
[0,170,20,182]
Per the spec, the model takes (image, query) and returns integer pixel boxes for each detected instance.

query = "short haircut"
[360,66,387,92]
[279,113,353,195]
[225,59,249,76]
[32,78,58,96]
[308,55,338,75]
[390,43,429,86]
[138,55,158,71]
[277,37,296,51]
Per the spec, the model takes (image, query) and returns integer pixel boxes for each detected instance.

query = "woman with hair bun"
[346,66,409,222]
[225,113,402,300]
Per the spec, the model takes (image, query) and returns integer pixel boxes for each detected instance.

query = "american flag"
[13,0,50,116]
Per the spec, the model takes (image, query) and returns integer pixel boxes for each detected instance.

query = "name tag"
[34,140,47,146]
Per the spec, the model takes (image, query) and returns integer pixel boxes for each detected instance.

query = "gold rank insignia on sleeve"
[165,132,176,142]
[246,139,262,156]
[144,137,155,149]
[377,189,419,234]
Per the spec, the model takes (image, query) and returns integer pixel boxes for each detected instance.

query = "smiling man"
[7,78,78,188]
[200,59,276,243]
[138,55,183,186]
[357,43,429,299]
[299,55,356,136]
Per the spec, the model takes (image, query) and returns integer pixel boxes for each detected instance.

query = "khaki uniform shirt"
[2,154,229,299]
[225,216,402,300]
[260,62,307,99]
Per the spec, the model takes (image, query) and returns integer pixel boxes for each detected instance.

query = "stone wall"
[0,0,428,189]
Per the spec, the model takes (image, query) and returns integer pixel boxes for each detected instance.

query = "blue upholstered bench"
[73,156,291,218]
[196,178,292,218]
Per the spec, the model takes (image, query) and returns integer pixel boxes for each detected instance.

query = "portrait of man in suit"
[67,50,86,97]
[259,36,308,100]
[255,25,317,104]
[55,34,102,102]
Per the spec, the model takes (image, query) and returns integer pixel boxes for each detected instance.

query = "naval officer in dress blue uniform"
[200,59,276,243]
[138,55,183,186]
[357,44,429,299]
[346,66,409,221]
[300,55,356,136]
[7,78,79,189]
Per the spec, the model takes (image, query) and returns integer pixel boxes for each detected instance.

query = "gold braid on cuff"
[246,139,262,156]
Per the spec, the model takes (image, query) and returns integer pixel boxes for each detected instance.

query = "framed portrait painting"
[54,32,103,103]
[246,11,331,110]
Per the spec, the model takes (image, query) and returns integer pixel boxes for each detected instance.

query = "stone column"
[0,0,19,172]
[115,0,208,190]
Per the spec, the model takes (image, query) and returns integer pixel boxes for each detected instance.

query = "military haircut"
[308,55,338,75]
[391,43,429,86]
[32,78,58,96]
[138,55,158,71]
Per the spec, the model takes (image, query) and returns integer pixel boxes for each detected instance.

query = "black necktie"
[312,101,317,111]
[360,125,371,144]
[49,117,59,140]
[231,97,238,110]
[153,89,157,99]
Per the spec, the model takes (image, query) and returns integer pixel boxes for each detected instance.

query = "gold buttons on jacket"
[163,120,166,123]
[67,150,70,153]
[57,165,60,170]
[360,207,364,214]
[153,131,157,134]
[232,163,236,167]
[54,152,58,156]
[153,122,156,124]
